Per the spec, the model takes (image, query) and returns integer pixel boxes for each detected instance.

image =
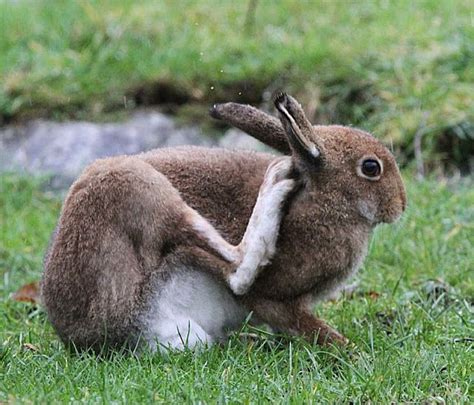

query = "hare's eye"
[361,159,381,177]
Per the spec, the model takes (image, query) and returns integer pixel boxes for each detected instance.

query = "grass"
[0,1,473,401]
[0,173,473,403]
[1,0,473,167]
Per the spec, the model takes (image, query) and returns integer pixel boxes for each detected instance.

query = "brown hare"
[41,93,406,352]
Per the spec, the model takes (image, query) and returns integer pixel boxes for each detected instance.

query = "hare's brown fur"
[42,94,406,351]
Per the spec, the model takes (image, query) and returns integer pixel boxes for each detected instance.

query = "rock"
[0,111,279,190]
[218,128,273,152]
[0,112,217,189]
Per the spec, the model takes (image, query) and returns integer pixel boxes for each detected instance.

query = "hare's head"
[274,93,406,225]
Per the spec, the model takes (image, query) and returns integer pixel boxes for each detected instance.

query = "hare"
[41,93,406,352]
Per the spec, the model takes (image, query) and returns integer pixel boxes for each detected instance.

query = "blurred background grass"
[1,0,473,171]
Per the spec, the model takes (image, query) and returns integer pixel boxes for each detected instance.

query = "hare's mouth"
[383,212,402,224]
[360,199,405,225]
[381,202,405,224]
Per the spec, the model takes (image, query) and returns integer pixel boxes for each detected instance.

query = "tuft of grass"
[1,0,473,167]
[0,173,473,402]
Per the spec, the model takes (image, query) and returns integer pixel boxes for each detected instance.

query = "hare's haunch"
[41,94,406,352]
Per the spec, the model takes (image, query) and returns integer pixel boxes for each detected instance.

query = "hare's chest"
[256,221,369,299]
[143,269,247,350]
[308,229,370,298]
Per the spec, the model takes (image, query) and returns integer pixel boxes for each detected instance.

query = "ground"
[0,173,472,402]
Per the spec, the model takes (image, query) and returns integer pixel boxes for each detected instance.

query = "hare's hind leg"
[181,156,296,295]
[79,158,241,349]
[82,156,294,350]
[227,157,296,295]
[92,155,294,295]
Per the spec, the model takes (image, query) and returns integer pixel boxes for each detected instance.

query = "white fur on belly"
[143,268,247,351]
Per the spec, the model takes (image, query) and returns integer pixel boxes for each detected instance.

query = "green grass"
[1,1,472,401]
[0,173,472,403]
[1,0,473,166]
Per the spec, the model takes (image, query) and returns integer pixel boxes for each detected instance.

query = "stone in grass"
[0,112,217,189]
[218,128,274,153]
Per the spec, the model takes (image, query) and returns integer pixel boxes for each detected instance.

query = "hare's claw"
[263,157,294,188]
[228,267,254,295]
[323,329,349,346]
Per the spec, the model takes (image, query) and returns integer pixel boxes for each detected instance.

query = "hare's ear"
[274,93,324,166]
[210,102,291,154]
